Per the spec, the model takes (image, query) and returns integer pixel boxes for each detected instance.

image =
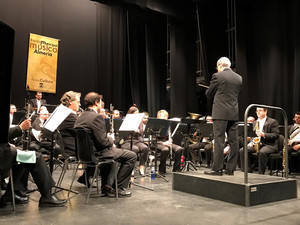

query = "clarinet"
[22,102,32,150]
[109,104,114,134]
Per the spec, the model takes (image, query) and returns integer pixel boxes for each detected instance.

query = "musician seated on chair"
[287,112,300,155]
[156,109,183,174]
[112,109,122,119]
[74,92,137,197]
[57,91,82,156]
[0,119,66,208]
[29,106,62,157]
[120,105,149,176]
[239,107,279,174]
[189,116,213,167]
[28,91,47,113]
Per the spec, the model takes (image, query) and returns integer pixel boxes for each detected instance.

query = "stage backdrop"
[26,33,59,93]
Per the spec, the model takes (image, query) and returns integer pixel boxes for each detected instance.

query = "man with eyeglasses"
[239,107,279,174]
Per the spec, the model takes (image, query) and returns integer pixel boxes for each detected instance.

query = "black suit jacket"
[206,68,242,121]
[0,126,21,170]
[28,98,47,111]
[253,117,279,149]
[58,113,78,152]
[75,109,113,153]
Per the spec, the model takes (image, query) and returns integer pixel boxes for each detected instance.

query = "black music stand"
[144,118,170,182]
[119,114,154,191]
[180,118,206,172]
[41,105,79,194]
[237,122,255,138]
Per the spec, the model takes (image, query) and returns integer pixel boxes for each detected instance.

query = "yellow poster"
[26,33,59,93]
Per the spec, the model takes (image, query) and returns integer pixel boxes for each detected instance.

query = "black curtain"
[169,17,197,118]
[145,14,167,116]
[125,7,148,112]
[0,22,14,142]
[95,4,131,112]
[236,0,300,123]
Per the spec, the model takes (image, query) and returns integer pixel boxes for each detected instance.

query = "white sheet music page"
[119,113,144,132]
[43,104,73,132]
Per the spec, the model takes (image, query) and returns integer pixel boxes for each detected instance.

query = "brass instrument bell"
[188,112,201,120]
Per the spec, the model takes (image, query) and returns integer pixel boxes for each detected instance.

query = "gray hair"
[60,91,81,107]
[217,57,231,68]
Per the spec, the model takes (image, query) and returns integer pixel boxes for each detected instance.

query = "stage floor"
[1,166,300,225]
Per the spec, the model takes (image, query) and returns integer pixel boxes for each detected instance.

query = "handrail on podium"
[243,104,289,184]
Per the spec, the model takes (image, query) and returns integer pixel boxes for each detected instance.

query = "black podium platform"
[173,170,297,206]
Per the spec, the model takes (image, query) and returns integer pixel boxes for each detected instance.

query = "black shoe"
[77,176,90,187]
[224,170,234,175]
[15,190,29,198]
[204,170,223,176]
[2,192,29,204]
[118,188,132,197]
[39,195,66,207]
[0,180,7,190]
[101,185,116,198]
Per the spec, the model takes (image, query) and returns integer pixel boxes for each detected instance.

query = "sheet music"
[32,128,41,142]
[171,123,180,137]
[42,104,73,132]
[119,113,144,132]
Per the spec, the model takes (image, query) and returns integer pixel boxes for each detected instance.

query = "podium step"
[172,170,297,206]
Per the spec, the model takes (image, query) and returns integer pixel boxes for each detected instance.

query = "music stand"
[180,118,206,172]
[237,122,255,138]
[12,111,26,125]
[119,114,154,191]
[144,118,170,182]
[43,104,73,174]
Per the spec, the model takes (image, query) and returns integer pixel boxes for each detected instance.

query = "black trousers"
[156,142,183,172]
[212,120,239,172]
[240,144,277,173]
[121,141,149,166]
[9,152,55,196]
[97,147,137,189]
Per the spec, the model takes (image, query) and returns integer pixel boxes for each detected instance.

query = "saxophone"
[282,144,287,174]
[252,121,261,152]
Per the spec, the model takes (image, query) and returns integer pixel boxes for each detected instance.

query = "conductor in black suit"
[75,92,137,197]
[204,57,243,176]
[28,91,47,112]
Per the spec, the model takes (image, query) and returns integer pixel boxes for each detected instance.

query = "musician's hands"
[292,144,300,151]
[107,132,115,140]
[162,140,172,146]
[19,119,31,131]
[256,130,265,137]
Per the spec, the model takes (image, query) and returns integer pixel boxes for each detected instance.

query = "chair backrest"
[74,128,97,163]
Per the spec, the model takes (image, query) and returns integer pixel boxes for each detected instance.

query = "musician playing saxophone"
[287,112,300,154]
[239,107,279,174]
